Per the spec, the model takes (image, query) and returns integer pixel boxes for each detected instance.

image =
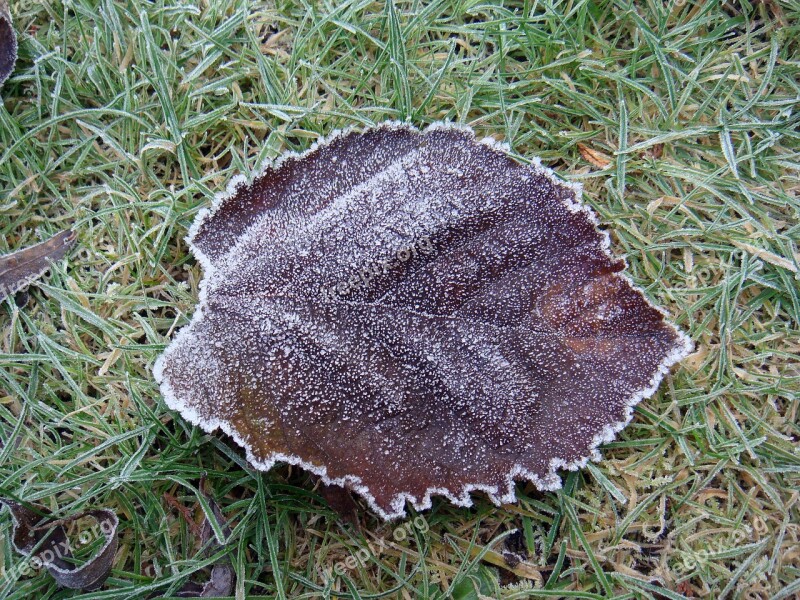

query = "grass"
[0,0,798,598]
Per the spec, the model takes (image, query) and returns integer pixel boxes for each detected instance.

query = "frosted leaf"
[154,122,692,520]
[0,0,16,88]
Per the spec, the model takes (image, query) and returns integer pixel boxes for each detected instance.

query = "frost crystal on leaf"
[154,122,692,520]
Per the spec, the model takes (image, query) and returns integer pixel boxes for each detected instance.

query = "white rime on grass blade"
[154,122,692,521]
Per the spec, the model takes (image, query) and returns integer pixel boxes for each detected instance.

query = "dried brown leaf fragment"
[0,229,76,302]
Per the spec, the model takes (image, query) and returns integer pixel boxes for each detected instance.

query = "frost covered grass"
[0,0,798,598]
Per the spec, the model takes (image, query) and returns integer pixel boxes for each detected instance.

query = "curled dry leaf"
[155,122,692,520]
[0,229,76,302]
[0,0,16,87]
[0,498,118,591]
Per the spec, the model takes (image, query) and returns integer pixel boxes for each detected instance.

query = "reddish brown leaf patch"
[155,122,691,520]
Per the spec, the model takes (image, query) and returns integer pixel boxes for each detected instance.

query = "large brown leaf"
[0,0,16,88]
[155,123,692,520]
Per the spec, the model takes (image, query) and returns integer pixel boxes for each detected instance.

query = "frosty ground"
[0,1,797,598]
